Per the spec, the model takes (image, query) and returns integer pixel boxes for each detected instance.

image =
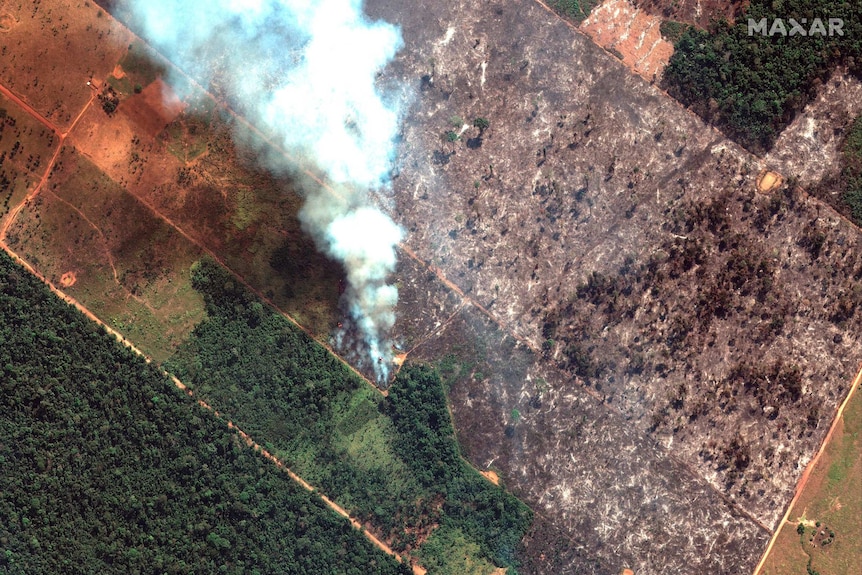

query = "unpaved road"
[752,363,862,575]
[0,77,417,571]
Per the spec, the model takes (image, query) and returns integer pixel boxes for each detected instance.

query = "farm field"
[0,91,59,225]
[759,374,862,575]
[5,144,206,362]
[0,0,860,573]
[0,0,129,131]
[67,53,344,338]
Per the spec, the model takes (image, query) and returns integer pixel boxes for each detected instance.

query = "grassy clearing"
[418,525,499,575]
[164,117,210,163]
[6,145,205,361]
[107,74,134,96]
[167,259,532,571]
[762,384,861,575]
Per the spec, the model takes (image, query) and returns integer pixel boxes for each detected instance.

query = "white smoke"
[128,0,405,381]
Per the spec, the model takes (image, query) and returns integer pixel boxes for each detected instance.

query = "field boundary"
[752,363,862,575]
[0,77,418,573]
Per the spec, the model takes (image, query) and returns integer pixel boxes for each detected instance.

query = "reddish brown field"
[581,0,674,81]
[121,78,185,138]
[0,0,130,130]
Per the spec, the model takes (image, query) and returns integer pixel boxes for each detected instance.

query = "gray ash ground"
[372,0,861,573]
[97,0,861,572]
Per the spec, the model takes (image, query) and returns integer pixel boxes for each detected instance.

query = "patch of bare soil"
[123,78,185,138]
[479,469,499,485]
[0,13,15,32]
[580,0,674,81]
[59,271,76,287]
[756,169,783,193]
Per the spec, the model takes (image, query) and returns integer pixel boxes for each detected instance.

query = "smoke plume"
[128,0,405,381]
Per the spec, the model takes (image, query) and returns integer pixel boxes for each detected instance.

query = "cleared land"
[68,58,344,337]
[0,91,59,225]
[6,144,206,362]
[580,0,674,81]
[6,0,860,574]
[0,0,130,130]
[367,0,862,572]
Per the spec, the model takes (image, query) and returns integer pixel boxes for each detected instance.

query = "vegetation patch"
[841,115,862,225]
[0,250,408,575]
[417,525,499,575]
[106,74,133,96]
[166,258,532,570]
[547,0,600,23]
[662,1,862,153]
[659,20,690,43]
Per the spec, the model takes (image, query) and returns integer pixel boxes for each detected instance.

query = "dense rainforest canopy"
[167,258,533,572]
[663,0,862,153]
[0,251,409,575]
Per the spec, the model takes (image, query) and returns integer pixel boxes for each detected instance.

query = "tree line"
[167,258,533,572]
[0,251,408,575]
[662,0,862,154]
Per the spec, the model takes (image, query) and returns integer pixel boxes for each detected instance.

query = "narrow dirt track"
[0,83,61,136]
[0,81,94,241]
[0,80,415,570]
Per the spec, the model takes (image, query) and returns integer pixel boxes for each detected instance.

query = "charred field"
[371,0,861,572]
[12,0,862,574]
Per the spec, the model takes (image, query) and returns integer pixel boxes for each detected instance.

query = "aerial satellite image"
[0,0,859,573]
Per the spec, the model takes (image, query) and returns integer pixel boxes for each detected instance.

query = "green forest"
[166,258,532,573]
[842,114,862,224]
[662,1,862,153]
[0,251,409,575]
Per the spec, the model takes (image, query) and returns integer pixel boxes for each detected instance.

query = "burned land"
[370,0,860,573]
[10,0,862,574]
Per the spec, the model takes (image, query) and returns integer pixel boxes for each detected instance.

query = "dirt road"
[0,78,416,570]
[751,363,862,575]
[0,83,60,136]
[0,80,95,241]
